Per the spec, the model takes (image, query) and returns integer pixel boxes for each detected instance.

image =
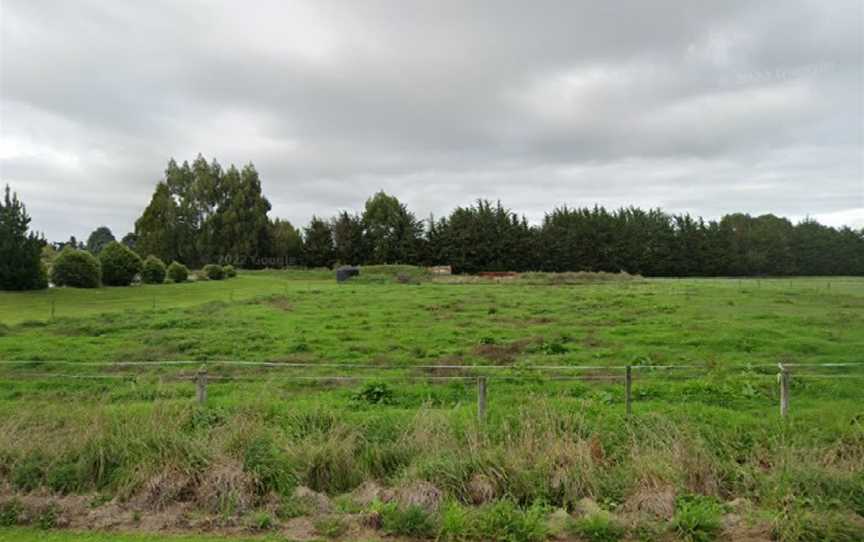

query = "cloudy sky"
[1,0,862,241]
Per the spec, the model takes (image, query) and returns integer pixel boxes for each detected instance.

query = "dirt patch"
[293,485,333,514]
[266,297,294,311]
[473,338,533,364]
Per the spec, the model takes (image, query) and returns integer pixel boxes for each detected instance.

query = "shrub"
[223,264,237,278]
[167,261,189,283]
[352,382,395,405]
[50,247,101,288]
[473,500,548,542]
[141,255,166,284]
[203,263,225,280]
[98,241,142,286]
[313,515,347,538]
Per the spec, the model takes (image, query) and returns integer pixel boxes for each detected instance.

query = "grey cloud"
[1,0,861,240]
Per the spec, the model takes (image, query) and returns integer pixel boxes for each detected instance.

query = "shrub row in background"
[202,264,236,280]
[47,248,207,288]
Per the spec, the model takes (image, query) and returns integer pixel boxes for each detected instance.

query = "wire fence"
[1,359,862,419]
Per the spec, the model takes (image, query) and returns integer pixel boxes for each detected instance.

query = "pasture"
[0,270,862,541]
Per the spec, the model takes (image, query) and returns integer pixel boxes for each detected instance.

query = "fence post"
[477,376,486,422]
[50,299,56,321]
[778,363,789,418]
[625,366,632,416]
[196,365,208,404]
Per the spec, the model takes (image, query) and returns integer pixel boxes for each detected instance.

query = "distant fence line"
[1,360,862,420]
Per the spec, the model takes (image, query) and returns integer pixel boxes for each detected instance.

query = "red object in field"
[477,271,519,278]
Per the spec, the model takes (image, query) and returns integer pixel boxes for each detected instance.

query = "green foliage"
[223,265,237,278]
[99,242,143,286]
[671,495,723,542]
[36,503,59,529]
[0,499,23,526]
[471,500,549,542]
[241,435,295,496]
[203,264,225,280]
[352,382,395,405]
[313,515,347,538]
[362,191,422,265]
[569,513,625,542]
[85,226,115,254]
[378,504,437,537]
[246,511,275,531]
[51,247,101,288]
[303,216,335,268]
[0,184,47,290]
[270,218,303,267]
[166,261,189,283]
[141,255,167,284]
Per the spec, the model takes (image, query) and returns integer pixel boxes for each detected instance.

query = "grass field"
[1,270,862,541]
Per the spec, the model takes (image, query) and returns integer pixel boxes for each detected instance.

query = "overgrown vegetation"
[0,272,862,540]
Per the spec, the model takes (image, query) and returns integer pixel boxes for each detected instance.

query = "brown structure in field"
[428,265,452,275]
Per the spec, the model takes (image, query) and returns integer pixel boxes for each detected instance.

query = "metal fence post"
[196,365,208,404]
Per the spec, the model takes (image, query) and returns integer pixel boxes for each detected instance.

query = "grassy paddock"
[1,271,863,541]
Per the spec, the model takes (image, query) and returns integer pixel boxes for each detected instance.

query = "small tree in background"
[99,241,143,286]
[51,247,101,288]
[86,226,115,254]
[0,185,47,290]
[223,264,237,278]
[167,261,189,283]
[203,263,225,280]
[141,255,167,284]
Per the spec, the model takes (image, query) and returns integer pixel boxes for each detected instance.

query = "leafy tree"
[269,218,303,267]
[85,226,115,254]
[120,232,138,251]
[141,255,167,284]
[302,216,335,268]
[135,182,179,264]
[99,241,143,286]
[51,247,101,288]
[362,191,422,264]
[0,185,47,290]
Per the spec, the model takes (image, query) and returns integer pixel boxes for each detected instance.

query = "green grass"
[0,270,862,540]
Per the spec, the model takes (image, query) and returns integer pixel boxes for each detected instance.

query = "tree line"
[2,155,863,290]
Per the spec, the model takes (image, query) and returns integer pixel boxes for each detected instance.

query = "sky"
[1,0,862,241]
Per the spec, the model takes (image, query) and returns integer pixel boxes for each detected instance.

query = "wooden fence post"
[196,365,208,404]
[477,377,486,422]
[50,299,56,321]
[625,366,632,416]
[778,363,789,418]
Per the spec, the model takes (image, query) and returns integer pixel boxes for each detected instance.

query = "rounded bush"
[50,248,101,288]
[141,255,166,284]
[98,241,143,286]
[223,264,237,278]
[167,261,189,283]
[203,263,225,280]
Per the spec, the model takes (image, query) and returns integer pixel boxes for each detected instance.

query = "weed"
[352,382,395,405]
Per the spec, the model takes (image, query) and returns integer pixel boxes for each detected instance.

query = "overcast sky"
[1,0,862,241]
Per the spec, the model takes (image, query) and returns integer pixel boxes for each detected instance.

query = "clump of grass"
[314,515,348,538]
[671,495,723,542]
[569,513,625,542]
[246,510,275,531]
[378,503,437,538]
